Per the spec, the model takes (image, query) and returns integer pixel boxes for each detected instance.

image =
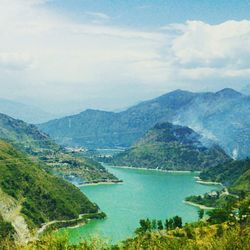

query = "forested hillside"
[0,141,99,241]
[111,123,230,171]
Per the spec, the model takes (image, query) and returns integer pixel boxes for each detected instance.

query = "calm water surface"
[63,165,220,243]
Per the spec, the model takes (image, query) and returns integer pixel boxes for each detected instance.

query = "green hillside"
[0,141,98,231]
[111,123,230,171]
[0,112,59,155]
[199,158,250,194]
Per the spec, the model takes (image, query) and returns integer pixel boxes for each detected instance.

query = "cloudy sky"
[1,0,250,115]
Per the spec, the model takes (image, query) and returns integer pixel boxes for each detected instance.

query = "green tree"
[151,219,157,230]
[184,226,194,239]
[135,218,152,234]
[157,220,163,230]
[207,209,231,224]
[164,219,169,231]
[216,224,224,237]
[198,209,204,220]
[173,216,182,228]
[168,218,174,230]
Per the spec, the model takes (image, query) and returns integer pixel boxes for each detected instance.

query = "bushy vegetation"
[0,215,15,241]
[0,141,98,229]
[112,123,230,171]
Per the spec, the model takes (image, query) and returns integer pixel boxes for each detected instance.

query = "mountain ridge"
[39,88,250,158]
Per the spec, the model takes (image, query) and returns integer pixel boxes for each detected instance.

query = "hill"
[39,88,250,159]
[0,112,60,154]
[199,158,250,194]
[0,141,99,242]
[0,113,119,184]
[111,123,230,171]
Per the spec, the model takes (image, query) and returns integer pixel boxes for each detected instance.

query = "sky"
[1,0,250,115]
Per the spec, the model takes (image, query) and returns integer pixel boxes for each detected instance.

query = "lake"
[63,165,221,244]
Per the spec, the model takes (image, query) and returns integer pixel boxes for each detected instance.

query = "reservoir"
[64,165,220,243]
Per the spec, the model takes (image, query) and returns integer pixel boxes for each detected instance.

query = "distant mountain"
[0,113,119,184]
[0,98,54,124]
[39,88,250,159]
[0,140,98,242]
[111,123,230,171]
[199,158,250,194]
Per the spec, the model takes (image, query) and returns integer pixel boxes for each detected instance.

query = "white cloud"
[171,20,250,68]
[85,11,111,20]
[0,0,249,113]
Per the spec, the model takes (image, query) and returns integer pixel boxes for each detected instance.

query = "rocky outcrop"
[0,189,31,244]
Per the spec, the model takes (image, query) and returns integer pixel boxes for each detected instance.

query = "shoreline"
[110,165,200,174]
[183,201,215,210]
[194,177,223,186]
[78,181,123,187]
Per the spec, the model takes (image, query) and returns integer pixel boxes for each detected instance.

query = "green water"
[64,166,220,243]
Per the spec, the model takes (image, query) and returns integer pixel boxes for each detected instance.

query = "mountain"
[0,112,119,184]
[172,88,250,159]
[111,123,230,171]
[199,158,250,194]
[0,98,54,124]
[38,90,198,149]
[0,141,98,242]
[39,88,250,159]
[0,112,60,154]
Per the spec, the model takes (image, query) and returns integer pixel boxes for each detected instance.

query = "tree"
[168,218,174,230]
[135,218,152,234]
[216,224,224,237]
[184,226,194,239]
[207,209,231,224]
[198,209,204,220]
[151,219,157,230]
[157,220,163,230]
[164,219,169,231]
[173,216,182,228]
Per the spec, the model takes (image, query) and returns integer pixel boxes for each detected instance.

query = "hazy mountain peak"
[215,88,242,98]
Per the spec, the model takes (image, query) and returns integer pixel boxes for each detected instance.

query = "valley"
[0,88,249,249]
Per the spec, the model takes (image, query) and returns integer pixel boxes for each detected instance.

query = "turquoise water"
[64,166,220,243]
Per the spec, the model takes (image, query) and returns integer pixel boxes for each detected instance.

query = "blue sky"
[0,0,250,115]
[47,0,250,27]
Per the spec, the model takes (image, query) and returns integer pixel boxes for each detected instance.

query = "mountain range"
[39,88,250,159]
[111,122,230,171]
